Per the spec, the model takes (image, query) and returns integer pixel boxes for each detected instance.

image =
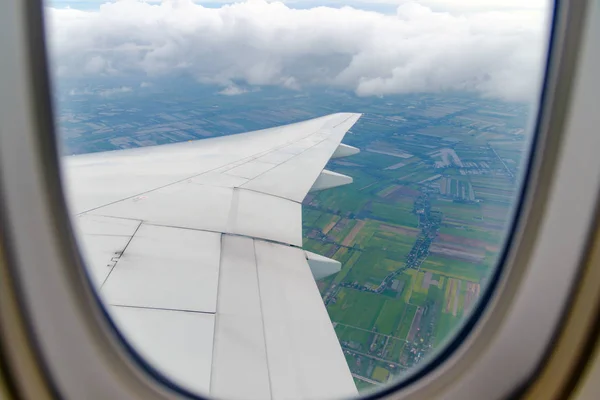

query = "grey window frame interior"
[1,0,599,399]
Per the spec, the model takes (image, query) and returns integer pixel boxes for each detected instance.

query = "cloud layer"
[45,0,550,101]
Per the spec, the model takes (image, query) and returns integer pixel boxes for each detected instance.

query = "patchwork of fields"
[302,96,530,389]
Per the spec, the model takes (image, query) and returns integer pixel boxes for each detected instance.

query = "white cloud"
[218,85,248,95]
[391,0,547,13]
[68,87,94,95]
[140,81,153,87]
[98,86,134,96]
[45,0,551,101]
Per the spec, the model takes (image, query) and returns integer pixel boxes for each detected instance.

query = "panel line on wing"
[211,131,319,176]
[240,137,330,185]
[238,114,360,202]
[213,136,315,181]
[211,235,272,399]
[84,216,303,249]
[214,113,357,192]
[99,219,142,288]
[209,233,225,394]
[74,146,292,215]
[76,131,317,216]
[111,304,217,315]
[235,187,302,205]
[252,238,274,400]
[241,116,355,182]
[225,188,241,234]
[100,224,222,313]
[76,114,358,217]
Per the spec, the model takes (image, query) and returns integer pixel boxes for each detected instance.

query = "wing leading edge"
[68,113,362,399]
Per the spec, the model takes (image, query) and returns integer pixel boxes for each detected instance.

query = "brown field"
[359,182,378,191]
[430,240,483,255]
[444,217,481,225]
[407,307,424,342]
[463,282,481,312]
[398,172,417,181]
[317,280,328,294]
[481,204,511,220]
[478,222,507,230]
[377,184,401,198]
[325,245,340,258]
[429,243,485,263]
[388,185,421,197]
[472,187,515,197]
[444,279,455,313]
[444,278,462,316]
[327,219,353,241]
[323,218,339,234]
[333,161,361,167]
[437,233,499,252]
[342,220,366,246]
[380,223,419,237]
[421,271,439,290]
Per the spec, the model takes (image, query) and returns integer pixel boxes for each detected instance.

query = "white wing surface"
[64,113,361,399]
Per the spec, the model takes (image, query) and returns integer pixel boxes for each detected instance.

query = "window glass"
[45,0,552,397]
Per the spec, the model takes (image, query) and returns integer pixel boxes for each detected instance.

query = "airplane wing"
[63,113,362,399]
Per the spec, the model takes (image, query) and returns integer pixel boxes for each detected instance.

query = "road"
[489,144,514,179]
[334,322,407,342]
[352,373,379,385]
[342,346,406,368]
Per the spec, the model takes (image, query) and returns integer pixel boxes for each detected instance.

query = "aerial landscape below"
[55,79,530,391]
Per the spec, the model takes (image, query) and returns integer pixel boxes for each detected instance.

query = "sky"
[45,0,552,101]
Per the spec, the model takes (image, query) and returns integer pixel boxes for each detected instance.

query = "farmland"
[301,94,530,390]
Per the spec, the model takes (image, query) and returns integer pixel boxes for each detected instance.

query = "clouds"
[218,85,249,95]
[98,86,134,96]
[68,86,134,96]
[45,0,550,101]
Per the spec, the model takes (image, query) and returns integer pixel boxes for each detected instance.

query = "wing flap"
[79,228,357,399]
[255,240,357,399]
[86,183,303,246]
[75,215,141,286]
[108,305,215,395]
[211,235,271,399]
[101,224,221,313]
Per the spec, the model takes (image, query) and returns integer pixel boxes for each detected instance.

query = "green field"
[421,256,487,282]
[374,300,406,335]
[345,248,410,286]
[335,324,373,349]
[372,366,390,383]
[434,313,462,347]
[328,288,386,329]
[439,224,503,245]
[297,95,529,390]
[332,250,362,284]
[395,304,417,340]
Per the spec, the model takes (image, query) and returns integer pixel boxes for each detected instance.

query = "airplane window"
[44,0,552,397]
